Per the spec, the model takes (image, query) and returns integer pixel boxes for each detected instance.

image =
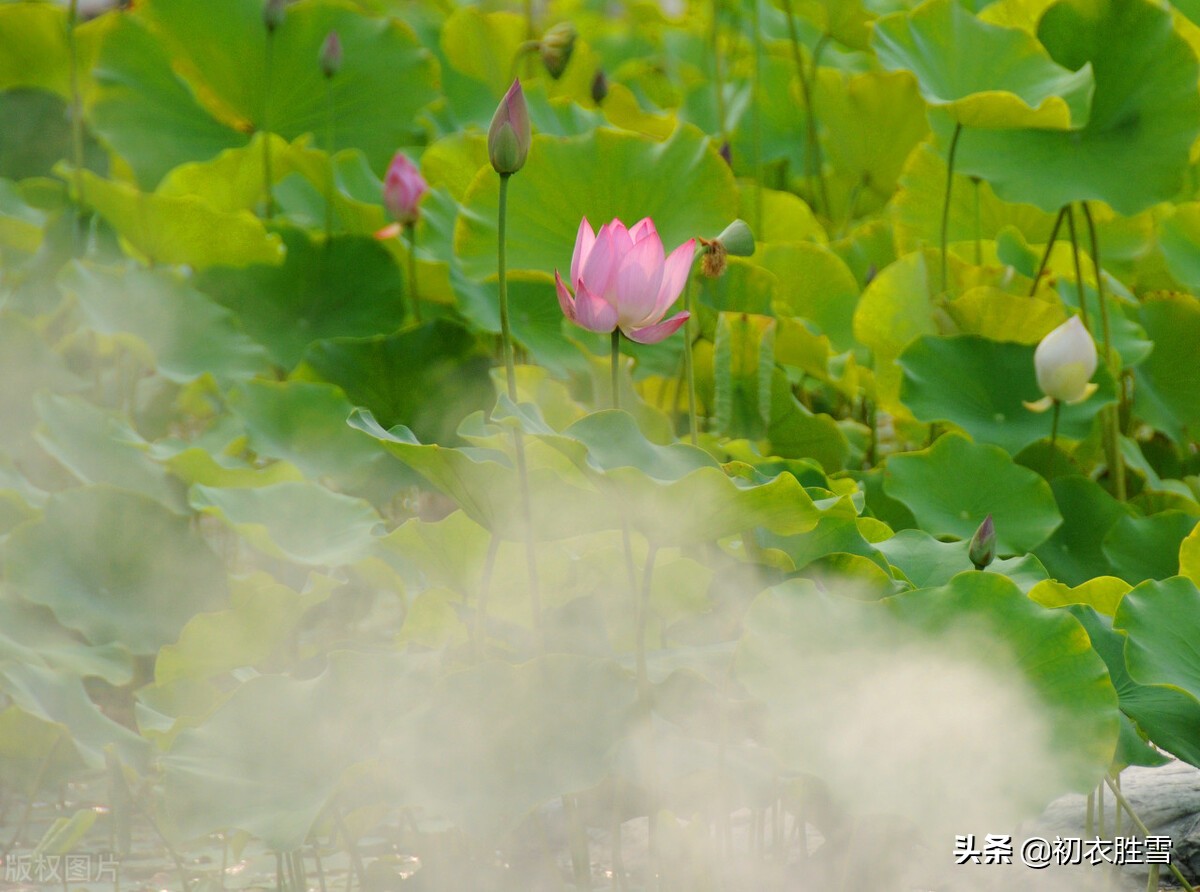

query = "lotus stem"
[1104,775,1195,892]
[683,277,699,445]
[711,0,727,142]
[1081,201,1125,501]
[1065,205,1090,332]
[781,0,829,217]
[473,534,500,660]
[324,77,336,239]
[66,0,85,241]
[971,177,982,264]
[1028,206,1066,296]
[611,329,621,410]
[1050,399,1060,447]
[498,174,517,400]
[939,122,963,294]
[406,222,421,324]
[750,0,764,234]
[262,30,276,219]
[635,542,658,699]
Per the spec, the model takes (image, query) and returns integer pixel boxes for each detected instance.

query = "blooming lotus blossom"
[1025,316,1098,412]
[555,217,696,344]
[382,152,427,227]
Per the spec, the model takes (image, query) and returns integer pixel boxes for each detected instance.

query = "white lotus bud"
[1034,316,1098,404]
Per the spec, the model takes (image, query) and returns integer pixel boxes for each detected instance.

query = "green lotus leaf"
[0,90,104,183]
[0,705,89,794]
[1028,575,1130,617]
[349,408,617,541]
[742,185,826,246]
[156,573,334,685]
[189,482,383,566]
[1060,604,1185,768]
[0,3,72,97]
[713,312,774,440]
[1101,512,1197,585]
[379,511,491,598]
[560,410,839,544]
[163,651,426,850]
[1159,203,1200,293]
[1116,576,1200,708]
[736,574,1118,830]
[892,143,1061,256]
[34,394,183,511]
[0,662,151,772]
[898,334,1115,455]
[0,311,86,454]
[884,433,1061,552]
[944,287,1065,344]
[765,370,849,473]
[932,0,1200,214]
[228,380,415,498]
[90,0,438,187]
[389,655,636,837]
[64,168,284,268]
[61,262,271,386]
[5,486,228,654]
[813,69,929,222]
[454,126,737,279]
[873,0,1094,129]
[1033,475,1131,585]
[1133,293,1200,442]
[295,320,494,447]
[759,242,859,352]
[0,600,133,687]
[195,227,405,369]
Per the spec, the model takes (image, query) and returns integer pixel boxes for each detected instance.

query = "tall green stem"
[1028,206,1066,296]
[262,31,276,219]
[324,78,335,239]
[1050,400,1060,447]
[496,172,542,645]
[1081,201,1124,501]
[750,0,764,234]
[683,277,698,445]
[611,329,621,410]
[939,122,963,294]
[66,0,85,240]
[971,177,982,265]
[406,222,421,324]
[1103,775,1195,892]
[498,175,517,400]
[711,0,727,141]
[1065,206,1090,332]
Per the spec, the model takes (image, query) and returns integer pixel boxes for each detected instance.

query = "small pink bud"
[488,80,532,176]
[382,152,428,226]
[319,31,342,78]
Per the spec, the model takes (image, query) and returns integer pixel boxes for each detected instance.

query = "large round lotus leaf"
[758,243,859,352]
[64,168,284,269]
[1101,511,1196,585]
[898,334,1115,455]
[1068,605,1198,769]
[295,320,494,447]
[1159,204,1200,293]
[229,380,414,498]
[388,655,635,837]
[189,482,383,566]
[872,0,1094,129]
[4,486,228,654]
[943,287,1065,344]
[883,433,1061,552]
[735,575,1117,832]
[0,600,133,688]
[195,228,406,369]
[348,408,619,541]
[453,126,738,279]
[61,263,271,386]
[932,0,1200,214]
[740,186,826,246]
[0,312,85,454]
[1133,293,1200,443]
[1033,475,1130,585]
[1115,577,1200,711]
[90,0,438,188]
[765,371,850,473]
[813,69,929,221]
[163,651,425,850]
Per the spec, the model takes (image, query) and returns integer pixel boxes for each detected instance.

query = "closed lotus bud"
[719,141,732,166]
[263,0,285,31]
[319,31,342,78]
[1034,316,1098,404]
[383,151,428,226]
[488,80,532,176]
[969,514,996,570]
[540,22,576,80]
[591,69,609,105]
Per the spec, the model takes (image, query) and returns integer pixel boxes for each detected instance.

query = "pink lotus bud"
[555,216,695,344]
[969,514,996,570]
[383,152,427,226]
[319,31,342,78]
[488,80,531,176]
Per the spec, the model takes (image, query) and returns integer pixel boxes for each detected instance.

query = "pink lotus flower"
[555,217,695,344]
[382,152,427,227]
